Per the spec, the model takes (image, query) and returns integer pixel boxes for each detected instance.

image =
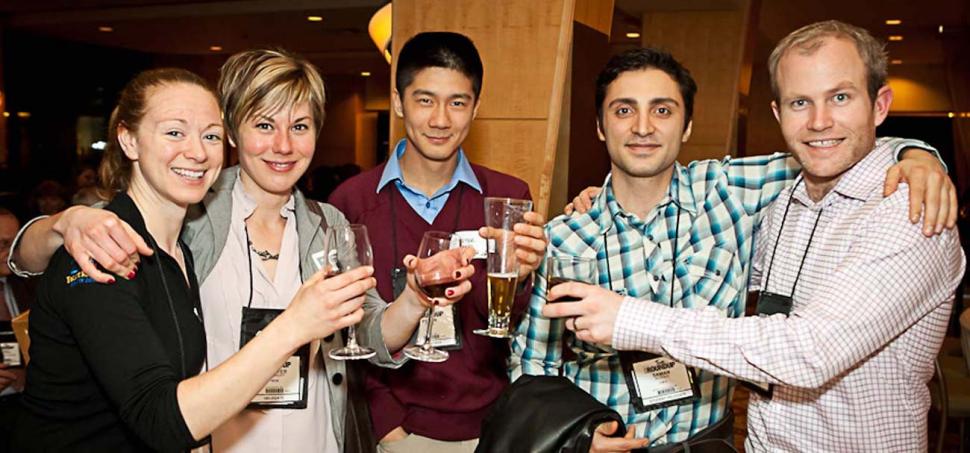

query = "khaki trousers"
[377,433,478,453]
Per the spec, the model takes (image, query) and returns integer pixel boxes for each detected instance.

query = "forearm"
[11,213,67,274]
[176,315,302,439]
[380,287,427,352]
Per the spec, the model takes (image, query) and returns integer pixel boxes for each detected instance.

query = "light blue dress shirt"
[377,139,483,224]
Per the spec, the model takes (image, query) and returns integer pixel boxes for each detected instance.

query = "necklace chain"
[248,241,279,261]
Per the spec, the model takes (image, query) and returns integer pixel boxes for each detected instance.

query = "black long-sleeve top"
[14,193,207,452]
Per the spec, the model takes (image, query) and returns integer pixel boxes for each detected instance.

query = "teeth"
[172,168,204,179]
[267,162,294,170]
[808,139,842,147]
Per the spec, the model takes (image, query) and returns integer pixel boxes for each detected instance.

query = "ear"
[472,97,481,120]
[596,118,606,142]
[392,89,404,118]
[872,85,893,127]
[227,132,237,149]
[770,100,781,124]
[681,120,693,143]
[117,124,139,161]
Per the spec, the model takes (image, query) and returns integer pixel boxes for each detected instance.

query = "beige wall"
[888,65,953,113]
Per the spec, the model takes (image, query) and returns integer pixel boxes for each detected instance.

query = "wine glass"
[326,224,377,360]
[403,231,462,363]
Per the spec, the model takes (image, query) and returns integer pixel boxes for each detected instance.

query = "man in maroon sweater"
[329,32,548,453]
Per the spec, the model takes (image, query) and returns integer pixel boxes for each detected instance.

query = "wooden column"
[640,0,756,162]
[390,0,613,217]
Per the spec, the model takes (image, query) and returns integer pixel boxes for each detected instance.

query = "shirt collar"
[591,163,697,233]
[791,138,892,206]
[232,176,296,219]
[376,139,483,195]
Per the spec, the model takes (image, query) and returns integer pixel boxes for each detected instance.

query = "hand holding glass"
[404,231,462,363]
[475,197,533,338]
[545,256,597,303]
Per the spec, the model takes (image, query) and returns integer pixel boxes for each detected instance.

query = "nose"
[808,105,834,132]
[185,136,209,163]
[428,103,451,129]
[632,110,654,137]
[273,129,294,155]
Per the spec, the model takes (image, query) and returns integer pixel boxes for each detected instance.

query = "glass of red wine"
[404,231,462,363]
[326,224,377,360]
[545,256,597,303]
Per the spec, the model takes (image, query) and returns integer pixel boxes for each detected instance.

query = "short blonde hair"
[768,20,888,104]
[217,48,326,145]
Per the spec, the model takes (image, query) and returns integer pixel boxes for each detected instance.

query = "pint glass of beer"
[545,256,597,303]
[474,197,532,338]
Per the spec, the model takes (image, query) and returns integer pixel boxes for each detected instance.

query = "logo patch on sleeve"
[65,267,94,287]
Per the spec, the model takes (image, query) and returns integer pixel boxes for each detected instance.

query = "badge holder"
[410,304,463,350]
[240,307,310,409]
[620,351,699,413]
[0,321,22,368]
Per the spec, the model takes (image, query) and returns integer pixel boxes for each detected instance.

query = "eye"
[417,97,433,105]
[833,93,850,104]
[165,130,185,138]
[203,133,223,142]
[292,123,310,132]
[654,106,671,117]
[255,122,273,131]
[451,100,467,108]
[615,106,633,117]
[790,99,808,110]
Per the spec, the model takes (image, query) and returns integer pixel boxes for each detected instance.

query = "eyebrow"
[412,89,473,101]
[255,115,311,123]
[781,81,859,103]
[607,97,680,109]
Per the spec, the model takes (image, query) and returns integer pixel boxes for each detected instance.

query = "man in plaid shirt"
[511,32,956,453]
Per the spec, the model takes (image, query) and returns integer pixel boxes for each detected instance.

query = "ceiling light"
[2,112,8,118]
[885,19,902,25]
[948,112,955,118]
[210,45,223,52]
[307,15,323,22]
[939,25,944,34]
[16,112,30,118]
[368,3,392,64]
[626,32,641,39]
[888,35,903,41]
[91,141,107,150]
[891,59,903,64]
[98,26,113,32]
[361,71,371,77]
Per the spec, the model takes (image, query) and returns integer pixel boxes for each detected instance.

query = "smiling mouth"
[172,167,205,180]
[263,160,296,172]
[805,138,845,148]
[424,134,451,144]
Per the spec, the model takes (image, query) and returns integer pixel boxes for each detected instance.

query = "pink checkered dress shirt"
[613,139,965,452]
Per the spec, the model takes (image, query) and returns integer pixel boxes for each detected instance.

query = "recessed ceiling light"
[626,32,641,39]
[939,25,944,34]
[16,112,30,118]
[891,59,903,64]
[888,35,903,41]
[210,45,223,52]
[948,112,955,118]
[361,72,371,77]
[307,15,323,22]
[885,19,902,25]
[98,26,113,32]
[2,112,8,118]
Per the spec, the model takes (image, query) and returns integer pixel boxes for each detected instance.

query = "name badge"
[0,323,21,367]
[452,230,487,259]
[240,307,310,409]
[621,351,699,412]
[413,304,462,350]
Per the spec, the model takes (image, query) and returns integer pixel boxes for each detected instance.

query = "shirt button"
[425,202,431,208]
[332,373,344,386]
[647,235,654,241]
[715,270,722,276]
[324,334,334,343]
[653,275,659,281]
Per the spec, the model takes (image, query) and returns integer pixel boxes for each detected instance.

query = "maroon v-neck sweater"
[329,162,533,441]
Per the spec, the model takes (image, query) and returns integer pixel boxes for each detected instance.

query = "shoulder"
[329,165,385,210]
[472,164,531,198]
[40,248,139,311]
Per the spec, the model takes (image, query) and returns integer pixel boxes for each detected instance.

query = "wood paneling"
[641,2,754,162]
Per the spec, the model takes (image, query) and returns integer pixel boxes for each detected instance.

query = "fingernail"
[126,270,136,280]
[446,289,455,297]
[107,277,116,284]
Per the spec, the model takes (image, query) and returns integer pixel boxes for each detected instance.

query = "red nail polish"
[127,270,136,280]
[446,289,455,297]
[107,277,116,284]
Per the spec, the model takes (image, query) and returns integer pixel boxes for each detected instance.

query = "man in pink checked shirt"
[544,20,966,452]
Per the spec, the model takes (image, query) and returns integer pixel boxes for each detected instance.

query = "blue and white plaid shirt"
[510,138,934,446]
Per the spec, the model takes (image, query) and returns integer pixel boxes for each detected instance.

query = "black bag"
[476,375,625,453]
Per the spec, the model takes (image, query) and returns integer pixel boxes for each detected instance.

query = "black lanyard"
[761,183,824,301]
[148,236,207,378]
[242,211,305,310]
[603,205,681,307]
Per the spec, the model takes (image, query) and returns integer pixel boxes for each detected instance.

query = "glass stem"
[422,303,437,351]
[346,324,359,349]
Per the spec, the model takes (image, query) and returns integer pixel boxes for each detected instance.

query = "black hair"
[595,48,697,131]
[395,32,484,99]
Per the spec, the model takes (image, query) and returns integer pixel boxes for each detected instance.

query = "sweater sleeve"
[49,257,202,451]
